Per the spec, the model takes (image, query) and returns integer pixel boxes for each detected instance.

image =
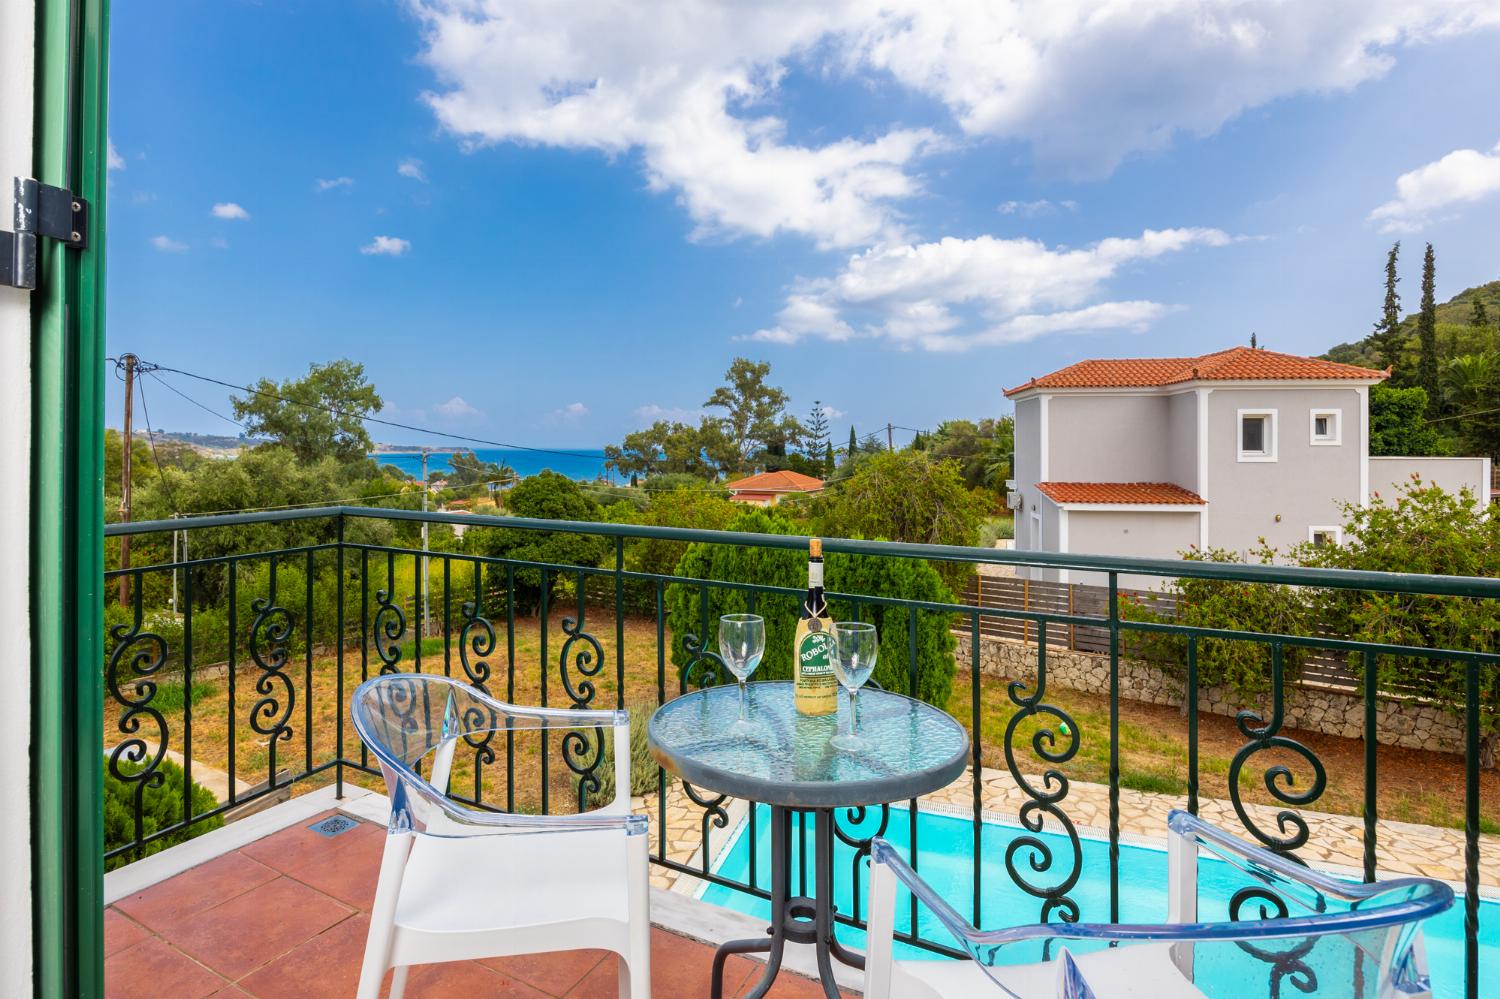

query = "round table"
[648,681,969,999]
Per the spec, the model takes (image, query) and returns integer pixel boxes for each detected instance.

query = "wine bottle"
[793,538,838,715]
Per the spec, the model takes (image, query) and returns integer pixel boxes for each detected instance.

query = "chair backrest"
[867,810,1453,999]
[350,673,631,835]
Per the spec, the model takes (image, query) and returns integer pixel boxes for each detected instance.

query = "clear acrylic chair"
[350,674,651,999]
[865,809,1453,999]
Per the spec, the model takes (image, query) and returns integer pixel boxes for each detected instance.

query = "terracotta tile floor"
[106,811,854,999]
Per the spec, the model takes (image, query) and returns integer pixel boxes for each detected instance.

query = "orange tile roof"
[725,469,824,493]
[1004,346,1387,396]
[1037,482,1206,505]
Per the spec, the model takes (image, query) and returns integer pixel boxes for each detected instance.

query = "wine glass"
[719,613,765,737]
[830,622,877,752]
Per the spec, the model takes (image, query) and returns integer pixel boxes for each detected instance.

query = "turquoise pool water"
[700,804,1496,998]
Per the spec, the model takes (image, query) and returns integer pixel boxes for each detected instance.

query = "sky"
[105,1,1500,450]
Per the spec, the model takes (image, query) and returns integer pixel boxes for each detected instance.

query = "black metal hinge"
[1,177,90,290]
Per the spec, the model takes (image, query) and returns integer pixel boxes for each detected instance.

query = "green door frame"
[31,0,109,995]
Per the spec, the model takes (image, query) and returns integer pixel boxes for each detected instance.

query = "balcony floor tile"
[107,809,851,998]
[156,876,353,980]
[105,937,227,999]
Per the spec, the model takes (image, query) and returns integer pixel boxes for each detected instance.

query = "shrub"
[585,701,659,808]
[1122,545,1311,704]
[1299,478,1500,765]
[103,755,222,871]
[665,509,957,708]
[463,471,610,613]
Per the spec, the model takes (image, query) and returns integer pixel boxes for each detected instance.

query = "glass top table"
[648,681,969,808]
[648,681,970,999]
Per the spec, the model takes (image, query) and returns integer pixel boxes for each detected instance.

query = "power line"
[146,370,251,431]
[146,360,609,467]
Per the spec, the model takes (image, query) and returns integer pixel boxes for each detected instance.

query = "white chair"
[350,673,651,999]
[864,810,1452,999]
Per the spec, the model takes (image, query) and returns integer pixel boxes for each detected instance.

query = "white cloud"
[434,396,482,419]
[816,403,846,420]
[315,176,354,192]
[150,234,188,253]
[107,139,125,171]
[633,403,706,425]
[1368,140,1500,232]
[398,158,428,181]
[412,1,939,249]
[360,235,411,256]
[747,227,1230,352]
[849,1,1500,179]
[410,0,1498,251]
[552,402,589,421]
[999,198,1078,217]
[211,202,250,220]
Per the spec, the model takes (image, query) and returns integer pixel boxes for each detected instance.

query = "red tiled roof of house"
[1004,346,1387,396]
[725,470,824,493]
[1037,482,1206,505]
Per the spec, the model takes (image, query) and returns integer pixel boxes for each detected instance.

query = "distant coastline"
[371,446,610,482]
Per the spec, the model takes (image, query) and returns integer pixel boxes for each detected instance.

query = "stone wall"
[955,633,1465,756]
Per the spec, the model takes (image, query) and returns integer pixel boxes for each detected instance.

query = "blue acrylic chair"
[864,810,1452,999]
[350,674,651,999]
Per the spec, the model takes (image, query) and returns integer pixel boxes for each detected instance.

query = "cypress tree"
[1417,242,1439,413]
[823,441,834,477]
[1368,242,1402,370]
[1249,331,1258,349]
[1470,296,1490,328]
[847,425,858,460]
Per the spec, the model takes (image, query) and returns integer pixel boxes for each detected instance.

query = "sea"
[370,447,610,482]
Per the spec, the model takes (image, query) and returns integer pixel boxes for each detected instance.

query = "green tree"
[823,440,835,477]
[805,401,831,458]
[1471,296,1490,329]
[703,358,802,473]
[1368,242,1404,370]
[464,470,609,613]
[847,426,858,461]
[443,450,515,488]
[1367,384,1450,457]
[1417,243,1440,411]
[665,508,956,707]
[231,359,382,464]
[812,450,985,590]
[925,418,1014,490]
[604,419,732,480]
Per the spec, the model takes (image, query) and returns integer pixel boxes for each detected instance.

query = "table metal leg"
[713,805,869,999]
[714,806,790,999]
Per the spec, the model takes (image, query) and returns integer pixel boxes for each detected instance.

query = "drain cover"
[308,815,359,838]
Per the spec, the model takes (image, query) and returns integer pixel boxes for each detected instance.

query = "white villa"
[1006,346,1492,574]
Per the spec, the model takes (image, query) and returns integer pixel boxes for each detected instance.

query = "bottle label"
[808,562,823,588]
[796,631,836,684]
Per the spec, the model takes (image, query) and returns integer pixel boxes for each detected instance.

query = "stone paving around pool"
[640,765,1498,894]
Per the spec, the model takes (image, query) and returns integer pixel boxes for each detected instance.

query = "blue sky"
[105,1,1500,449]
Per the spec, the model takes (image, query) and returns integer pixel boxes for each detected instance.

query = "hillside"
[1324,278,1500,368]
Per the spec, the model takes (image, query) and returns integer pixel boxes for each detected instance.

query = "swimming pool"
[699,804,1496,998]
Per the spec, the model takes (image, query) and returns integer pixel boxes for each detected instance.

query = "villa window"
[1310,408,1341,445]
[1309,526,1342,547]
[1237,409,1277,462]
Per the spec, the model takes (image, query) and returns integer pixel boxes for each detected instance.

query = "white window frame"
[1309,408,1341,446]
[1237,408,1278,462]
[1308,525,1343,547]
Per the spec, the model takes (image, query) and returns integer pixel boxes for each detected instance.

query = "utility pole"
[420,447,432,639]
[887,422,894,451]
[118,353,138,604]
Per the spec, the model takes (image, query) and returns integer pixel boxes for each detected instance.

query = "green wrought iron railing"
[102,506,1497,996]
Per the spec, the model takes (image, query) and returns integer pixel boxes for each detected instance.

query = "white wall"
[1369,456,1492,506]
[0,0,35,992]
